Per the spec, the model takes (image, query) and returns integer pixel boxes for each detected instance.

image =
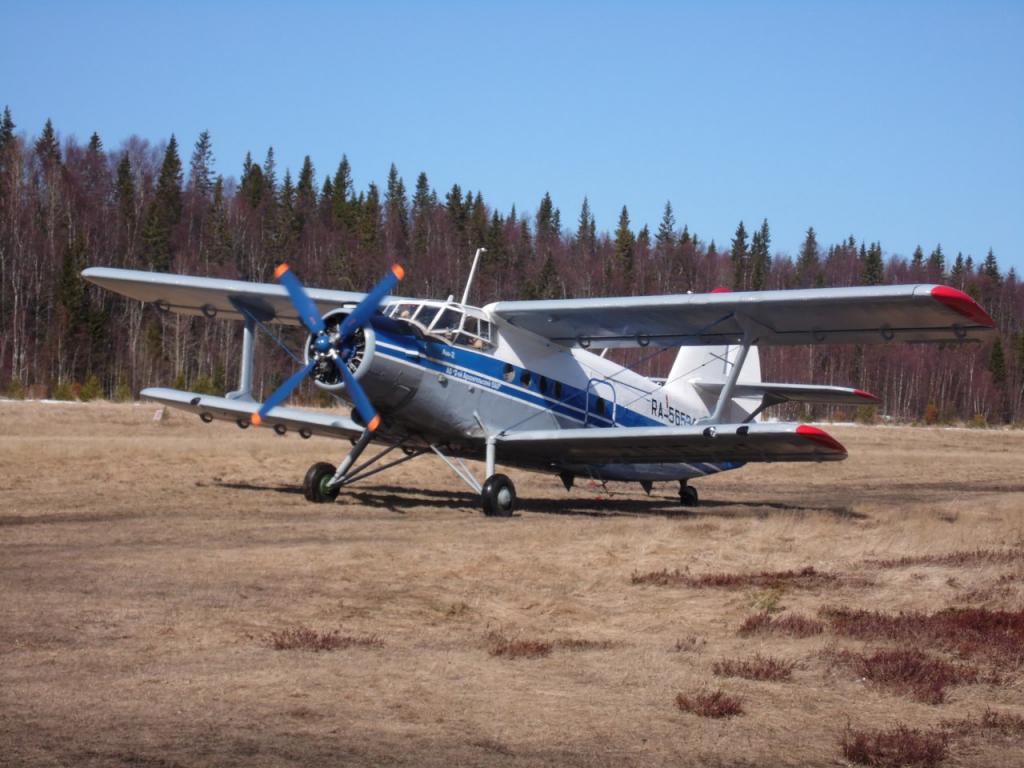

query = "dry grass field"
[2,400,1024,767]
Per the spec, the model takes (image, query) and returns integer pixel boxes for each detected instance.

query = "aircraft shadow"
[211,481,865,520]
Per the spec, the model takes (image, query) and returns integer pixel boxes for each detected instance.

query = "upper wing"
[495,422,847,465]
[142,387,364,440]
[486,284,994,348]
[83,267,408,325]
[693,381,880,406]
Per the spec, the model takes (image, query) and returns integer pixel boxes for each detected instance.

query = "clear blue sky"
[3,0,1022,271]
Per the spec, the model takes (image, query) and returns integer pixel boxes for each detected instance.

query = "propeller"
[250,263,404,432]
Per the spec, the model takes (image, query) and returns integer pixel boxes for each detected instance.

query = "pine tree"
[262,147,277,196]
[536,192,556,242]
[861,241,884,286]
[115,153,136,226]
[35,118,61,164]
[982,248,1001,283]
[296,155,316,209]
[613,206,635,280]
[927,244,945,279]
[204,176,232,265]
[749,218,771,290]
[359,182,382,258]
[188,130,215,199]
[950,252,965,286]
[142,135,183,270]
[332,155,354,229]
[796,227,819,286]
[0,106,14,153]
[655,201,676,251]
[911,245,925,275]
[384,163,409,259]
[410,171,432,264]
[989,337,1007,387]
[731,220,748,290]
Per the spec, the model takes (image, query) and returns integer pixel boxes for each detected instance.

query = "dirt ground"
[2,400,1023,767]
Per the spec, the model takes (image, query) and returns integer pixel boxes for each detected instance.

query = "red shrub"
[675,688,744,718]
[841,724,947,768]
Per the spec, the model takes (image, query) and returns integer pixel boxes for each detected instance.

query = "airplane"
[82,249,995,515]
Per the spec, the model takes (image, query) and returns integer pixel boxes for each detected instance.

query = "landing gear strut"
[679,481,699,507]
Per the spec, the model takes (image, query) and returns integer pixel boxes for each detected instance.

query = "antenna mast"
[460,247,486,306]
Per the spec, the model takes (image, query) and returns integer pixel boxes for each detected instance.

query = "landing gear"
[304,462,341,503]
[481,473,516,517]
[679,482,699,507]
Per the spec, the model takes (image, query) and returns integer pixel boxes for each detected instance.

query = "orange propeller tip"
[367,414,381,432]
[251,413,262,426]
[391,264,405,281]
[273,263,290,279]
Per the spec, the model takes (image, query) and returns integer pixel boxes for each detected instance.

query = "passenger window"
[554,381,563,399]
[478,319,491,341]
[519,370,532,388]
[596,397,606,416]
[503,364,515,382]
[539,376,548,394]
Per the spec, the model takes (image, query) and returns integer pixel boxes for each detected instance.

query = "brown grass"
[841,724,947,768]
[942,708,1024,738]
[269,627,382,652]
[485,632,552,659]
[675,689,744,718]
[737,611,825,638]
[822,607,1024,667]
[4,402,1024,766]
[632,565,836,589]
[827,647,978,704]
[713,654,795,681]
[864,549,1024,569]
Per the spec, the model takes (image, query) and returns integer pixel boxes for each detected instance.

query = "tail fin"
[661,344,763,422]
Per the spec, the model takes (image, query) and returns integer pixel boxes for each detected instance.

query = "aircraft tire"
[481,473,516,517]
[304,462,341,503]
[680,484,699,507]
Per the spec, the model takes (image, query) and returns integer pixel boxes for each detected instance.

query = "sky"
[3,0,1022,271]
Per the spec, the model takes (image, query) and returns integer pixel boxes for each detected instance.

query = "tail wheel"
[680,484,699,507]
[304,462,341,503]
[482,473,516,517]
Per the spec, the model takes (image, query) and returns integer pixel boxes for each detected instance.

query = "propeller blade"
[340,264,405,338]
[337,359,381,432]
[275,263,325,335]
[251,359,317,426]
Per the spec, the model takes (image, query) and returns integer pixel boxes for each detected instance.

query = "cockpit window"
[384,300,492,349]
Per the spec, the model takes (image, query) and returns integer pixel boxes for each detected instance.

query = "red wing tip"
[795,424,847,454]
[853,389,881,402]
[273,263,290,279]
[391,264,405,281]
[710,287,732,293]
[251,413,262,426]
[930,285,995,327]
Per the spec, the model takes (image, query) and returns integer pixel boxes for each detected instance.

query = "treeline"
[0,109,1021,423]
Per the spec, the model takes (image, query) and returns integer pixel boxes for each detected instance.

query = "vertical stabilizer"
[661,344,763,422]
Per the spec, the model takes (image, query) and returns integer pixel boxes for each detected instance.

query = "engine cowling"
[303,308,376,392]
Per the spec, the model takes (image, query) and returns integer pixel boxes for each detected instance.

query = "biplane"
[83,249,995,515]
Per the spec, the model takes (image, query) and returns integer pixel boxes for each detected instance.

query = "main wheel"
[481,473,516,517]
[304,462,341,503]
[680,484,699,507]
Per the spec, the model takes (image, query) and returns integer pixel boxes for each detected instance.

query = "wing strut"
[700,329,753,425]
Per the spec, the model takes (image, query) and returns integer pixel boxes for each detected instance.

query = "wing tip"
[795,424,847,455]
[930,285,995,328]
[853,389,881,403]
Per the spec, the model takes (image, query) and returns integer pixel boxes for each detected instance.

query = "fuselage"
[345,298,748,483]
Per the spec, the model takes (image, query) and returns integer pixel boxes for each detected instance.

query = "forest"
[0,108,1021,424]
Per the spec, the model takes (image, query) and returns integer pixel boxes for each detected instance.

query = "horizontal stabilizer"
[693,381,880,406]
[141,387,364,440]
[495,422,847,465]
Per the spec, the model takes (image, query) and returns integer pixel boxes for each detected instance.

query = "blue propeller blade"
[252,359,316,426]
[337,359,381,432]
[275,263,325,335]
[340,264,405,338]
